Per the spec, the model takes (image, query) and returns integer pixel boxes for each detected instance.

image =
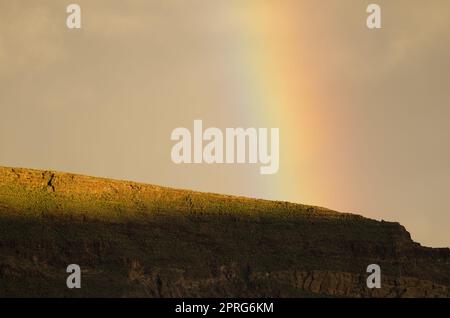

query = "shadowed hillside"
[0,166,449,297]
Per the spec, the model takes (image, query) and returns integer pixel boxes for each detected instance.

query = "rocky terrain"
[0,166,449,297]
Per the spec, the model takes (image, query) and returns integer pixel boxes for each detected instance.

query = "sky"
[0,0,449,247]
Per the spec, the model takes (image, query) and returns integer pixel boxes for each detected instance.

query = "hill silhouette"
[0,166,449,297]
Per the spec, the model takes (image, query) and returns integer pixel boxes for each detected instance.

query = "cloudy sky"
[0,0,449,247]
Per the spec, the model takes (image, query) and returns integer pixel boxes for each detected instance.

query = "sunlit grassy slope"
[0,166,449,297]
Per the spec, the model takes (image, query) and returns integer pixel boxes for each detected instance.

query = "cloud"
[0,1,67,76]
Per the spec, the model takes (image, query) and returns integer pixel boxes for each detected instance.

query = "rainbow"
[221,2,329,204]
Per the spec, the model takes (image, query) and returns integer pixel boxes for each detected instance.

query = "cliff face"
[0,167,449,297]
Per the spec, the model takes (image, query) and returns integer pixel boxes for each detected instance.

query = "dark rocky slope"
[0,167,449,297]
